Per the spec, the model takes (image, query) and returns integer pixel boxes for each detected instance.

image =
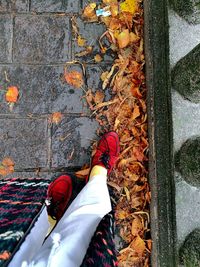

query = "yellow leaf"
[120,0,138,15]
[117,29,130,49]
[124,186,130,201]
[77,35,86,47]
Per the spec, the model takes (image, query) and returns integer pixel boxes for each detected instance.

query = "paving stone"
[172,43,200,103]
[0,118,48,169]
[31,0,80,13]
[73,17,115,62]
[169,0,200,24]
[179,229,200,266]
[175,137,200,187]
[13,15,71,64]
[0,15,12,63]
[0,65,86,114]
[0,0,28,12]
[51,116,99,168]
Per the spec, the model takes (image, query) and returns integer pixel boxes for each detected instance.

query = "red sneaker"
[45,175,72,220]
[91,131,120,175]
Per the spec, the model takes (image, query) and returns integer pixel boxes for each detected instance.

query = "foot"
[45,175,72,220]
[91,131,120,175]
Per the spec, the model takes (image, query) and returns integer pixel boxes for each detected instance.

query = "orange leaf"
[130,235,146,256]
[83,3,97,20]
[51,112,63,125]
[2,157,14,167]
[5,86,19,103]
[75,168,90,178]
[0,251,11,260]
[132,105,140,120]
[64,70,84,88]
[131,216,143,236]
[117,29,130,49]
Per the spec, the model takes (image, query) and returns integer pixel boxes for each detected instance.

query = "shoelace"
[100,152,111,169]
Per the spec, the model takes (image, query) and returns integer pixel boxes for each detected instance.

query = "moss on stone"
[172,43,200,103]
[179,229,200,266]
[177,137,200,187]
[169,0,200,24]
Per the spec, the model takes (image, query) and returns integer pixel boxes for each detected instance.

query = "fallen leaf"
[132,105,140,120]
[117,29,130,49]
[131,216,143,236]
[75,46,93,57]
[75,168,90,178]
[120,0,138,15]
[94,54,103,63]
[83,3,97,20]
[5,86,19,103]
[94,90,105,104]
[130,235,146,256]
[64,69,84,88]
[50,112,63,125]
[2,157,14,167]
[77,35,86,47]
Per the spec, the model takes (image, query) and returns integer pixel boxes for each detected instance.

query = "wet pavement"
[0,1,104,175]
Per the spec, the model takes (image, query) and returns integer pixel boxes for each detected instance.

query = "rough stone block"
[0,15,12,63]
[179,229,200,266]
[0,65,86,114]
[13,15,71,63]
[51,116,99,168]
[175,137,200,187]
[73,17,115,62]
[0,0,28,12]
[31,0,80,13]
[0,118,48,169]
[169,0,200,24]
[172,43,200,103]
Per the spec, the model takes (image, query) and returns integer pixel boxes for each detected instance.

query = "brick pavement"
[0,0,111,177]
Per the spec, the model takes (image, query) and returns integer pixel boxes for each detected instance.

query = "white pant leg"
[28,174,111,267]
[8,208,50,267]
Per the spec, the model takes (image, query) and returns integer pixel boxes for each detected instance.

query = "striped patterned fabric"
[0,176,51,266]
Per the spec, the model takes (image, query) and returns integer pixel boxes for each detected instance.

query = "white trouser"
[9,174,111,267]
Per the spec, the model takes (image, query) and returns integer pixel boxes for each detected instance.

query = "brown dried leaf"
[2,157,14,167]
[50,112,63,125]
[130,235,146,256]
[75,167,90,178]
[131,216,143,236]
[94,90,105,104]
[94,54,103,63]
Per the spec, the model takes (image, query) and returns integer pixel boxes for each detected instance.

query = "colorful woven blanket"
[0,176,51,267]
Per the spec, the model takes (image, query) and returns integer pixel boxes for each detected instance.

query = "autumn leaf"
[0,157,15,176]
[75,167,90,178]
[130,235,146,256]
[5,86,19,103]
[94,54,103,63]
[50,112,63,125]
[94,90,105,104]
[120,0,138,15]
[83,3,97,20]
[117,29,130,49]
[64,69,84,88]
[131,216,143,236]
[77,35,86,47]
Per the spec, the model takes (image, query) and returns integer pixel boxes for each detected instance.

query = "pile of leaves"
[65,0,151,266]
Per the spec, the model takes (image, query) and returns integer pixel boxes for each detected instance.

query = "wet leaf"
[64,69,84,88]
[5,86,19,103]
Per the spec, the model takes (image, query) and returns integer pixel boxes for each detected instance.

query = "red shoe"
[91,131,120,175]
[45,175,72,220]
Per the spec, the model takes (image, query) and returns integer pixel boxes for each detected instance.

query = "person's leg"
[26,132,120,267]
